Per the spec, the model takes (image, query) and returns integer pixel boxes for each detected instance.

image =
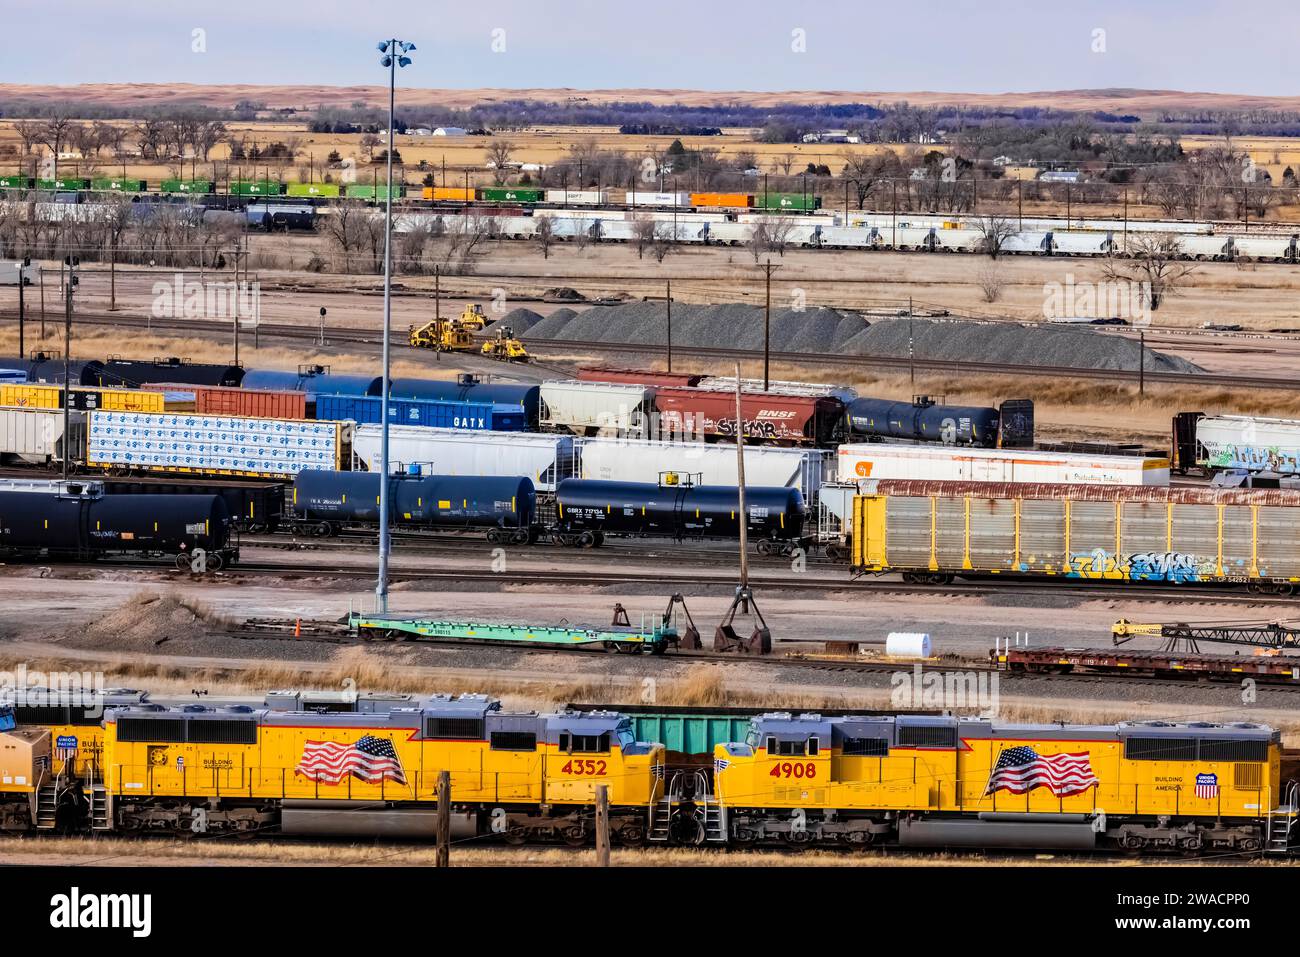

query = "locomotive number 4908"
[770,762,817,779]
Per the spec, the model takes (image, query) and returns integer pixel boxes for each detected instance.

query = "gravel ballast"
[521,303,1203,373]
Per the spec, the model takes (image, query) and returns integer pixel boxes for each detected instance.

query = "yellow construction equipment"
[481,326,531,363]
[455,304,490,331]
[408,316,474,353]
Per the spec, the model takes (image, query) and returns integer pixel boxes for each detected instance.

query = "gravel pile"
[521,303,1203,373]
[497,307,545,332]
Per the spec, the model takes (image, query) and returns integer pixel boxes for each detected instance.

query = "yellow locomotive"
[710,714,1293,852]
[63,694,664,842]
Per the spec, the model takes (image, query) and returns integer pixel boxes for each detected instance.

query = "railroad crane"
[1112,619,1300,654]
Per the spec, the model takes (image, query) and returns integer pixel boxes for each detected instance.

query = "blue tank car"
[554,478,804,553]
[845,395,1001,447]
[290,470,536,543]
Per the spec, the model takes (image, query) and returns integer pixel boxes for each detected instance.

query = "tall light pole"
[376,37,415,614]
[62,257,78,481]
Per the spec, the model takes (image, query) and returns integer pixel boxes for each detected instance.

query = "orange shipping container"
[428,187,477,202]
[689,192,754,208]
[142,383,306,420]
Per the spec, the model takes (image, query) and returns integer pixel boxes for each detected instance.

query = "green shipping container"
[160,179,216,194]
[0,176,34,190]
[343,183,405,200]
[756,192,821,211]
[36,178,91,191]
[479,187,544,203]
[229,181,286,196]
[286,182,341,198]
[90,178,148,192]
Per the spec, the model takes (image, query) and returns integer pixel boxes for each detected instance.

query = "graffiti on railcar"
[1205,443,1300,476]
[1067,548,1216,582]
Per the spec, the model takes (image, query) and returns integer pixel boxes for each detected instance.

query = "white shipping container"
[0,407,83,464]
[1196,415,1300,473]
[624,191,690,207]
[578,438,828,501]
[87,411,344,477]
[352,425,574,492]
[540,381,654,435]
[836,444,1169,486]
[543,189,608,206]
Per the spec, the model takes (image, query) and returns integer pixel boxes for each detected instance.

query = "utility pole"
[1017,177,1023,231]
[227,241,246,366]
[734,364,749,591]
[1139,330,1146,397]
[908,299,915,387]
[1123,189,1129,254]
[763,261,772,391]
[318,306,327,347]
[665,279,672,373]
[594,784,610,867]
[62,257,78,481]
[435,769,450,868]
[15,259,27,361]
[376,37,415,615]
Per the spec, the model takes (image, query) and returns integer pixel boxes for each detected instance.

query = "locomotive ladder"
[34,783,58,830]
[1267,781,1299,854]
[88,784,112,831]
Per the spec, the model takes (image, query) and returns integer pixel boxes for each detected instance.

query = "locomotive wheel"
[502,827,528,846]
[174,553,193,572]
[561,825,588,847]
[617,823,646,846]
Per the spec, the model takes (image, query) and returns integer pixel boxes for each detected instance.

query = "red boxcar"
[651,387,843,446]
[577,366,704,388]
[143,383,307,420]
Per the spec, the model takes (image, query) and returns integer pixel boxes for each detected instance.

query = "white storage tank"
[836,443,1169,486]
[886,632,932,658]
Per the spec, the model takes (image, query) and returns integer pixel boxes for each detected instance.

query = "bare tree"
[976,262,1005,303]
[840,151,899,209]
[38,115,76,179]
[12,120,43,156]
[486,139,516,185]
[359,133,380,162]
[1102,234,1195,311]
[534,215,555,259]
[194,120,228,161]
[974,216,1016,258]
[649,221,674,263]
[631,214,658,260]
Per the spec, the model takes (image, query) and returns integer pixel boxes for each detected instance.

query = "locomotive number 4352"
[560,759,607,775]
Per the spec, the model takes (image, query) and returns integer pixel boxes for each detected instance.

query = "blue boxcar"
[313,394,525,431]
[388,377,541,428]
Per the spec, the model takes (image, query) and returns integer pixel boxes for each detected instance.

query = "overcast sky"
[2,0,1292,96]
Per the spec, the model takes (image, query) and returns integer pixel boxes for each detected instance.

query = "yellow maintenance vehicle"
[455,303,490,331]
[408,315,475,353]
[481,326,531,363]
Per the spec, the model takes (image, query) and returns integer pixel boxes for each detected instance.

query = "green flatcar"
[90,178,148,192]
[343,182,405,200]
[755,192,821,211]
[159,179,216,194]
[229,181,286,196]
[479,187,544,203]
[36,178,91,191]
[286,182,341,198]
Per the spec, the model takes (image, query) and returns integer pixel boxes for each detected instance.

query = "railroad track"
[223,618,1300,693]
[7,307,1300,392]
